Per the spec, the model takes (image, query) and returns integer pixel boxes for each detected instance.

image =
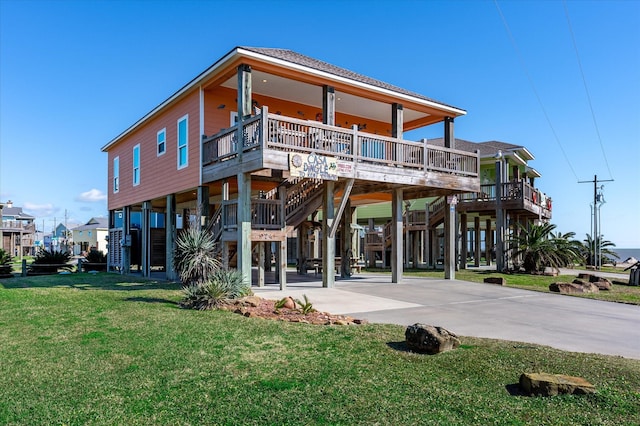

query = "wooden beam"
[391,188,403,283]
[322,181,335,288]
[329,178,354,238]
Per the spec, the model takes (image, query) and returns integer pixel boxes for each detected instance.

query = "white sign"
[289,153,338,181]
[447,195,458,205]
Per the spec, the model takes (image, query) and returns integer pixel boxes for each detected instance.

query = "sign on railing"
[289,153,338,181]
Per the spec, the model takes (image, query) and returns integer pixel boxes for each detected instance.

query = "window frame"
[157,128,166,156]
[177,115,189,169]
[133,144,140,186]
[113,156,119,193]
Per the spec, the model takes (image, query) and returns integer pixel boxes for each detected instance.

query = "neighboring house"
[102,46,479,288]
[72,218,109,255]
[360,138,552,271]
[0,206,36,257]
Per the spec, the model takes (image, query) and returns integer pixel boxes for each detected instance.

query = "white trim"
[177,114,189,170]
[102,47,465,151]
[132,144,141,186]
[113,156,120,193]
[157,128,166,157]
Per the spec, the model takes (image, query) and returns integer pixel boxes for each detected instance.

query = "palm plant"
[33,249,72,264]
[173,225,221,286]
[180,269,250,310]
[581,234,618,266]
[509,223,582,273]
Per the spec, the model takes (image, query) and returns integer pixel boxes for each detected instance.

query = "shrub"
[85,250,107,263]
[180,269,250,310]
[295,294,315,314]
[33,249,71,265]
[0,249,12,266]
[173,226,220,286]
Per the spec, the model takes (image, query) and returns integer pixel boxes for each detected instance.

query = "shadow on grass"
[386,341,414,353]
[0,272,181,292]
[124,296,179,305]
[505,383,526,396]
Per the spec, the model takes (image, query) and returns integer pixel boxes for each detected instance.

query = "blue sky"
[1,0,639,247]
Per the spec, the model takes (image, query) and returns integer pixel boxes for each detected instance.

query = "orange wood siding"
[203,87,391,137]
[107,90,200,210]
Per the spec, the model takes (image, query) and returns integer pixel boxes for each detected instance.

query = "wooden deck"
[202,108,479,195]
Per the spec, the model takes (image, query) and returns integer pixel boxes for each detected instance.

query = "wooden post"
[485,218,492,267]
[141,201,151,277]
[340,199,352,278]
[197,185,209,230]
[257,242,265,287]
[322,85,335,126]
[165,195,177,281]
[297,224,307,275]
[424,203,431,268]
[237,172,252,287]
[391,188,403,283]
[444,117,455,149]
[459,213,467,270]
[322,181,335,288]
[444,196,456,280]
[474,216,481,267]
[495,157,505,272]
[279,239,287,291]
[392,103,403,164]
[122,205,131,275]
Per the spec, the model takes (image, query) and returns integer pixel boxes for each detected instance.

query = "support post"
[257,242,265,287]
[391,188,403,283]
[340,200,352,278]
[122,205,131,275]
[279,239,287,291]
[485,218,492,267]
[496,157,505,272]
[474,216,481,267]
[322,85,335,126]
[444,196,457,279]
[165,195,177,280]
[444,117,455,149]
[237,172,252,286]
[322,181,335,288]
[141,201,151,277]
[459,213,467,270]
[197,185,210,230]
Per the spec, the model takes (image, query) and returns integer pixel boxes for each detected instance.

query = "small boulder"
[588,276,612,291]
[519,372,595,396]
[405,323,460,354]
[484,277,506,285]
[282,297,296,310]
[549,282,599,294]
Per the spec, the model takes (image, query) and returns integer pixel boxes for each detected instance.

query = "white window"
[177,115,188,169]
[157,128,166,156]
[133,144,140,186]
[113,157,119,193]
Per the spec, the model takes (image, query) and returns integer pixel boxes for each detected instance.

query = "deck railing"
[202,107,479,177]
[220,198,284,231]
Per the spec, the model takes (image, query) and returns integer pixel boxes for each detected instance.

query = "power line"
[563,0,614,180]
[494,0,579,181]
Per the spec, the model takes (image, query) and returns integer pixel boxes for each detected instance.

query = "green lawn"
[1,273,639,425]
[365,268,640,305]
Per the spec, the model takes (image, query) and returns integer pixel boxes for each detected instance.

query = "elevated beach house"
[102,46,479,288]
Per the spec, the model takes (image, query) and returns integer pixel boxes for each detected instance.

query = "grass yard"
[368,268,640,305]
[1,273,639,425]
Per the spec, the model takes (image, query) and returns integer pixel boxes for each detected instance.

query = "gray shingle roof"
[428,138,526,158]
[241,47,463,111]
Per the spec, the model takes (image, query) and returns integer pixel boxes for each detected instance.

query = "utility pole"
[579,175,613,269]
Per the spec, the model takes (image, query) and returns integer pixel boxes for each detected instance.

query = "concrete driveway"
[252,273,640,359]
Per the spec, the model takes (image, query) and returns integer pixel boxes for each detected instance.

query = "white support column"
[391,188,403,283]
[257,242,265,287]
[279,239,287,291]
[322,181,335,288]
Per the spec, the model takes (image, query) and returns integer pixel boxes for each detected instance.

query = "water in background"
[613,248,640,263]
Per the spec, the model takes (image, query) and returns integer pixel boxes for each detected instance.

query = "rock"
[577,273,594,281]
[242,296,263,307]
[484,277,506,285]
[282,297,296,310]
[592,280,612,291]
[549,282,599,294]
[334,320,348,326]
[405,323,460,354]
[519,372,595,396]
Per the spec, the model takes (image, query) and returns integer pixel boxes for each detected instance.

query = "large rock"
[549,281,599,294]
[483,277,506,285]
[519,372,595,396]
[405,323,460,354]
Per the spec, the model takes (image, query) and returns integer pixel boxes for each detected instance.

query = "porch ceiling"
[220,70,431,128]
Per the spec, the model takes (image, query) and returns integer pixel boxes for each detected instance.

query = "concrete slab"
[252,271,640,359]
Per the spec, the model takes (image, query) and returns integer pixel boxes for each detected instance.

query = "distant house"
[72,218,109,255]
[0,205,36,256]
